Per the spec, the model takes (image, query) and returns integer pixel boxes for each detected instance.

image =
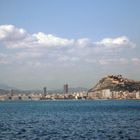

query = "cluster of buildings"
[0,84,87,101]
[87,89,140,99]
[0,82,140,101]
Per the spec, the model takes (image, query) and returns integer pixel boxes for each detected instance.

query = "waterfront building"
[95,89,112,99]
[136,91,140,99]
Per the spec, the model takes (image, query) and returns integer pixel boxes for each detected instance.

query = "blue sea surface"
[0,100,140,140]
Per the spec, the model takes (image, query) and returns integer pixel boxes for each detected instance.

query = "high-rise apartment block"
[64,84,68,94]
[43,87,47,96]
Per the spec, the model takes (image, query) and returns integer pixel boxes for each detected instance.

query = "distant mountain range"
[48,87,88,93]
[0,83,16,90]
[0,83,88,93]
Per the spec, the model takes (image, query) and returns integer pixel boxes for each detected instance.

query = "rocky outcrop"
[88,75,140,93]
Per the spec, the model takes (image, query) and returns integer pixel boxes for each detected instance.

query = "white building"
[136,91,140,99]
[101,89,112,99]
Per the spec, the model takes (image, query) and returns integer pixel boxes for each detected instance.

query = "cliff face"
[88,75,140,92]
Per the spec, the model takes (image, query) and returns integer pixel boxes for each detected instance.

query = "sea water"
[0,100,140,140]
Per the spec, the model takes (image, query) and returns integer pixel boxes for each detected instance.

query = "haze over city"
[0,0,140,90]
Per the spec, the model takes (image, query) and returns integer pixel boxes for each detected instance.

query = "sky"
[0,0,140,90]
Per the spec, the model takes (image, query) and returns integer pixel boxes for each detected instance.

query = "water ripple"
[0,100,140,140]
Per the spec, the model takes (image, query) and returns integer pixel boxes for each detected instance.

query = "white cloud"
[0,25,74,49]
[0,24,135,50]
[0,25,27,41]
[99,59,110,65]
[95,36,135,50]
[75,38,93,48]
[33,32,74,48]
[98,58,129,65]
[0,24,137,67]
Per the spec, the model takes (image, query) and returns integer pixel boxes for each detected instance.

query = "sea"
[0,100,140,140]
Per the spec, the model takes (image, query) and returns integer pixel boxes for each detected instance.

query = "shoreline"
[0,98,140,102]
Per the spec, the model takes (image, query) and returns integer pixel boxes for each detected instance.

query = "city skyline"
[0,0,140,90]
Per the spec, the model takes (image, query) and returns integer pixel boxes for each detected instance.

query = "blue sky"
[0,0,140,89]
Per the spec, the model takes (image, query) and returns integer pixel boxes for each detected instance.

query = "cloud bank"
[0,24,135,49]
[0,24,137,66]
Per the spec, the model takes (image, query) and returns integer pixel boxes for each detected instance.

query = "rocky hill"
[88,75,140,92]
